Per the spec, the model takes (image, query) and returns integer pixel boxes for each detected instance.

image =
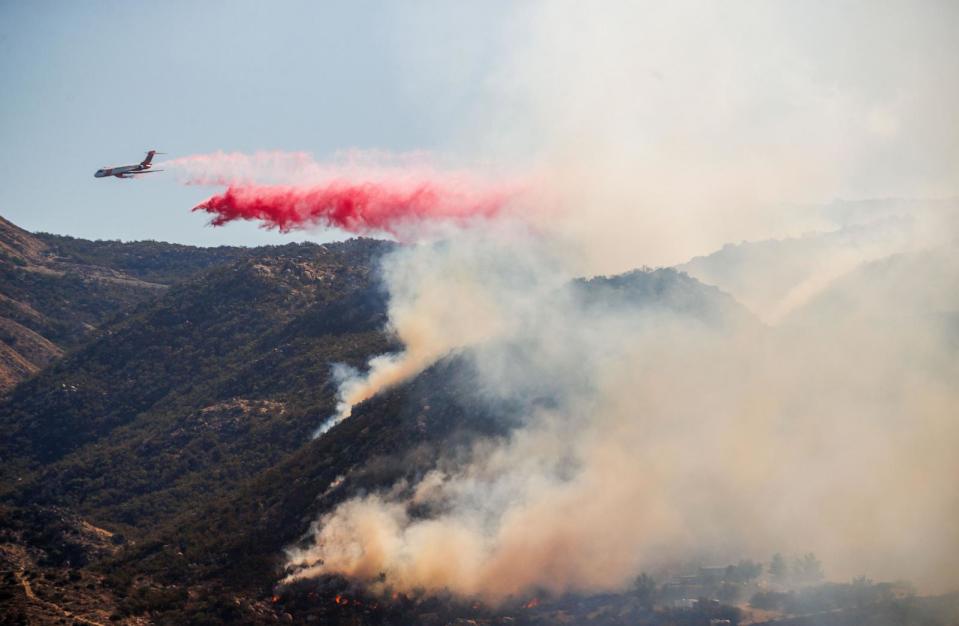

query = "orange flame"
[524,597,541,609]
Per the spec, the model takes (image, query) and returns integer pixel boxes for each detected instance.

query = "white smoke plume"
[285,0,959,601]
[315,222,565,435]
[288,219,959,598]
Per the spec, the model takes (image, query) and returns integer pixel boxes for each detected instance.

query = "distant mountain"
[678,198,959,324]
[678,222,910,325]
[0,216,252,391]
[574,267,760,331]
[783,245,959,331]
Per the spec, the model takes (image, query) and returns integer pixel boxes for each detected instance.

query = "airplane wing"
[128,169,164,175]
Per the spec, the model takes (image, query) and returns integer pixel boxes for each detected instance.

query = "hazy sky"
[0,1,511,245]
[1,1,956,250]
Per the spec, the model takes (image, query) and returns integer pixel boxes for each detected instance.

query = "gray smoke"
[285,0,959,601]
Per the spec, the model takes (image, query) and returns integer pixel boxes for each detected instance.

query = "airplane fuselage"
[95,164,142,178]
[94,150,162,179]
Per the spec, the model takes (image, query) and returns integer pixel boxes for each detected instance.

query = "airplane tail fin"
[141,150,166,166]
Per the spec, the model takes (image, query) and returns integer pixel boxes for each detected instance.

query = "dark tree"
[769,553,788,584]
[793,553,824,584]
[634,572,658,608]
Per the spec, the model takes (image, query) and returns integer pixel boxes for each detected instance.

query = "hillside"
[0,251,764,619]
[34,232,251,285]
[0,239,765,624]
[676,202,946,324]
[0,237,395,484]
[3,228,953,625]
[0,216,253,391]
[574,267,761,330]
[782,246,959,329]
[0,235,398,624]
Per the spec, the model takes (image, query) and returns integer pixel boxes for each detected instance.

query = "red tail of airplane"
[140,150,165,167]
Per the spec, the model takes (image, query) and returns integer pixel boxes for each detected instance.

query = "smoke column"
[315,222,553,436]
[286,211,959,600]
[156,1,959,603]
[281,0,959,603]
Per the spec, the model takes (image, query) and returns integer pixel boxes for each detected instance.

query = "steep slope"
[0,215,255,392]
[16,252,951,625]
[0,317,62,390]
[0,238,395,500]
[0,251,764,623]
[114,355,498,592]
[83,267,761,621]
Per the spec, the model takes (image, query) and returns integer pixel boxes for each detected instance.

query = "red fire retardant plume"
[193,180,517,236]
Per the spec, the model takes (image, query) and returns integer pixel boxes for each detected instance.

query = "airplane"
[94,150,165,179]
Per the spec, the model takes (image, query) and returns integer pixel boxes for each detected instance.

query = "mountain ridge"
[0,215,257,392]
[6,215,948,624]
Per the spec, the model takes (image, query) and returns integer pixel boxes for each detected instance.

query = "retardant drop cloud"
[193,181,515,236]
[165,150,526,239]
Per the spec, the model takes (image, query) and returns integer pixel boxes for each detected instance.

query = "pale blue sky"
[1,1,956,252]
[0,1,510,245]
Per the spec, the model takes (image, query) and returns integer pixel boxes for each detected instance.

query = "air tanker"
[94,150,164,179]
